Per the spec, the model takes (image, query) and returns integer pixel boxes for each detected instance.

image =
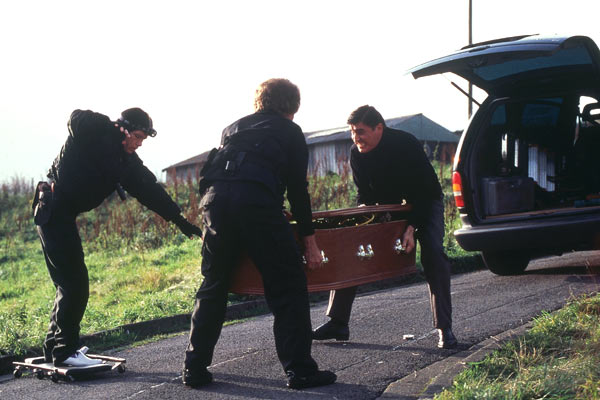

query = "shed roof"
[305,113,459,145]
[162,149,212,171]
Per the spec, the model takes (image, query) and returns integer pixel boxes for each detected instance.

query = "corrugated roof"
[305,129,350,145]
[162,149,213,171]
[304,126,348,139]
[305,113,459,145]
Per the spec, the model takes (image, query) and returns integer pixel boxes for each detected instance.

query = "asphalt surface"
[2,251,599,400]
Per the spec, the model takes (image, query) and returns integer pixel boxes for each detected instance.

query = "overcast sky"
[1,0,599,182]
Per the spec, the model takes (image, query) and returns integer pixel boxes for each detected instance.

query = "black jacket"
[47,110,181,220]
[201,111,315,237]
[350,127,443,229]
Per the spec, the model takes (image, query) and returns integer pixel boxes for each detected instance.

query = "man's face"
[122,130,148,154]
[350,122,383,153]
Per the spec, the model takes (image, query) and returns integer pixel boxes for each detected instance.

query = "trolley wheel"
[13,368,23,378]
[117,364,126,373]
[35,369,44,380]
[50,372,59,383]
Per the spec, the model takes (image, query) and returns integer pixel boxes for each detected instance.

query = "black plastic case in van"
[482,176,535,216]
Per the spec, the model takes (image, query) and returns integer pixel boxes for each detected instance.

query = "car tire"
[481,251,530,275]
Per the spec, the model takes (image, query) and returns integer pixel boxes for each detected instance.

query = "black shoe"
[286,370,337,390]
[182,368,213,388]
[312,320,349,341]
[437,328,458,349]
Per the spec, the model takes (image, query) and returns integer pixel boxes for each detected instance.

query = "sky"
[1,0,599,183]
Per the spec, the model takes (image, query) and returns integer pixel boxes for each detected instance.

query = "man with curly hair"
[182,79,337,390]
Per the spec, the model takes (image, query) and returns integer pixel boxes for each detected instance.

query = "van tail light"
[452,171,465,208]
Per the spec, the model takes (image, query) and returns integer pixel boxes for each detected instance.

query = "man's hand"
[401,225,416,253]
[174,216,203,239]
[303,234,325,270]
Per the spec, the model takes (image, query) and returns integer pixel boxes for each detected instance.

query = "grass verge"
[0,238,208,357]
[435,293,600,400]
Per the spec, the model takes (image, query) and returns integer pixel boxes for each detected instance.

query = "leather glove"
[174,215,202,238]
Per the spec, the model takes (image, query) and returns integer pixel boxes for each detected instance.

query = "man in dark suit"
[312,105,457,349]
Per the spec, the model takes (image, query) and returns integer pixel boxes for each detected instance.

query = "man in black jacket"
[35,108,201,367]
[312,105,457,349]
[182,79,336,390]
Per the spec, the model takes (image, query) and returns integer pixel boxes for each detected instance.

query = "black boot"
[437,328,458,349]
[182,367,213,388]
[312,319,349,341]
[286,370,337,389]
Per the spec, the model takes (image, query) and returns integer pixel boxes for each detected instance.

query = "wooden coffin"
[229,204,416,295]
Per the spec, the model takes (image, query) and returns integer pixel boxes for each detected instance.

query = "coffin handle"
[321,250,329,264]
[357,245,366,260]
[365,244,374,258]
[394,239,405,254]
[302,252,329,264]
[357,244,374,260]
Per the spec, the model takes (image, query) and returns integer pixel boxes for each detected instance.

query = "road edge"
[379,321,533,400]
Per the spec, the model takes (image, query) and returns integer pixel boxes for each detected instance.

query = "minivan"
[409,35,600,275]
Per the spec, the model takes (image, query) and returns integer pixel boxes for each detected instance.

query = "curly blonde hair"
[254,78,301,116]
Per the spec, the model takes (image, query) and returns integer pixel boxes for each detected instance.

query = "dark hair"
[254,78,301,116]
[347,105,385,129]
[118,108,157,137]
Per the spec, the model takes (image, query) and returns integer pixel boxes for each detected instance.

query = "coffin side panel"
[229,220,416,295]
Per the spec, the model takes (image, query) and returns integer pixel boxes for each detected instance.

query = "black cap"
[118,108,157,137]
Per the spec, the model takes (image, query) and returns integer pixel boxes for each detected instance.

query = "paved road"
[2,251,600,400]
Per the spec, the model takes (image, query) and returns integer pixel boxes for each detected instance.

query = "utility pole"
[468,0,473,118]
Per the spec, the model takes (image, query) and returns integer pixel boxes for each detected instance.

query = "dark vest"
[199,126,285,198]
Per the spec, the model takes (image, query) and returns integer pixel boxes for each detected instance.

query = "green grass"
[435,294,600,400]
[0,237,204,356]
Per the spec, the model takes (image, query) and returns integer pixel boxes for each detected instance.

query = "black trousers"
[326,198,452,329]
[184,182,318,376]
[36,206,88,364]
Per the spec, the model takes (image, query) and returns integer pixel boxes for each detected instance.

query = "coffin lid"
[311,204,411,219]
